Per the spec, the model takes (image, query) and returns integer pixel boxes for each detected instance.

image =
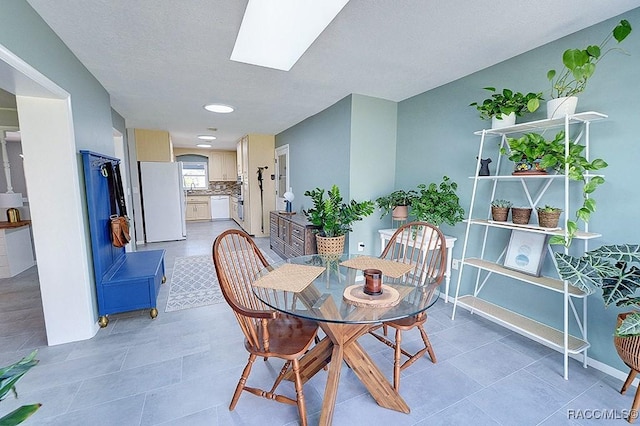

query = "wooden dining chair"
[369,221,447,391]
[212,229,318,426]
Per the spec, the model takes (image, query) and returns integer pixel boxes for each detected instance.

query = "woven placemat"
[343,284,400,308]
[252,263,325,292]
[340,256,414,278]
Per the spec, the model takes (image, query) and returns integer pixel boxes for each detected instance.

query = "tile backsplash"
[208,181,240,195]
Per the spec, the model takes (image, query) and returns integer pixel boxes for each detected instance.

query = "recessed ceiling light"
[197,143,212,148]
[204,104,234,113]
[231,0,350,71]
[197,135,216,140]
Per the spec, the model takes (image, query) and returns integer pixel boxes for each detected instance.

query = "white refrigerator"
[139,161,187,242]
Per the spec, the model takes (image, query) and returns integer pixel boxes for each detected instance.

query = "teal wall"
[276,95,352,213]
[0,1,114,155]
[349,94,397,254]
[396,9,640,370]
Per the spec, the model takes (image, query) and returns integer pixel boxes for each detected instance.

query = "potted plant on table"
[375,189,417,221]
[546,19,632,119]
[410,176,465,227]
[303,185,375,255]
[469,87,543,129]
[554,244,640,422]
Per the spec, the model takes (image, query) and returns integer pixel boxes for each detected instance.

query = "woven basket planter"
[316,234,346,255]
[614,312,640,422]
[491,206,509,222]
[511,207,532,225]
[537,209,562,228]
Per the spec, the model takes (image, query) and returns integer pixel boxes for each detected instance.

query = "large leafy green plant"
[502,131,607,246]
[1,351,40,425]
[554,245,640,336]
[469,87,543,120]
[303,185,374,237]
[410,176,465,227]
[547,20,632,98]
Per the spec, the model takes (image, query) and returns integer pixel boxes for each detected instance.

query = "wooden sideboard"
[269,211,318,259]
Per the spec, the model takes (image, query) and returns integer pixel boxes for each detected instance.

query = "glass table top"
[253,253,441,324]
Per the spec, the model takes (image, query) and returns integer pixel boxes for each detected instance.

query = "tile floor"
[0,220,637,425]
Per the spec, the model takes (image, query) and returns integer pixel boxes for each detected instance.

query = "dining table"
[252,253,441,426]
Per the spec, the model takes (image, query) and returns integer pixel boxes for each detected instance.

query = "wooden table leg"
[318,343,344,426]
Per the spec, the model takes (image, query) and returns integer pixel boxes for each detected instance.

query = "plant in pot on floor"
[469,87,543,129]
[410,176,465,227]
[546,19,632,119]
[1,350,40,425]
[303,185,374,255]
[375,189,417,222]
[554,244,640,422]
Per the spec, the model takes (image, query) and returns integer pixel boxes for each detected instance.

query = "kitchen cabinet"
[0,221,35,278]
[236,134,275,237]
[186,195,211,221]
[208,151,237,181]
[269,211,318,259]
[230,196,240,223]
[134,128,173,162]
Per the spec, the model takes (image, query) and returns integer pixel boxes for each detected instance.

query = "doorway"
[275,144,289,211]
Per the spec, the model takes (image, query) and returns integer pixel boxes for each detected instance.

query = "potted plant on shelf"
[537,205,562,228]
[501,130,607,246]
[410,176,465,227]
[303,185,374,254]
[469,87,543,129]
[546,19,632,119]
[554,244,640,421]
[375,189,417,221]
[490,199,511,222]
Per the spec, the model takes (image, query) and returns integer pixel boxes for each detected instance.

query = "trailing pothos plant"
[410,176,465,227]
[554,244,640,336]
[501,130,607,246]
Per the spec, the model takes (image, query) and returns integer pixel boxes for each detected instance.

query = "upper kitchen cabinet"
[134,129,173,162]
[209,151,237,181]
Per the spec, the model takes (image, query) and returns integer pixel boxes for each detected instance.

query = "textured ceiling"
[23,0,640,150]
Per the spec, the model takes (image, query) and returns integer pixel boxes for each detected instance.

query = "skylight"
[230,0,350,71]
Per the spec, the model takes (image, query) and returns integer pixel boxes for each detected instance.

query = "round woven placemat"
[343,284,400,308]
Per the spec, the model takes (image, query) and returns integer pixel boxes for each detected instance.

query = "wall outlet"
[357,242,365,252]
[452,259,459,270]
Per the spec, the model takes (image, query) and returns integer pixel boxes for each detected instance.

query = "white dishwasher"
[210,195,230,220]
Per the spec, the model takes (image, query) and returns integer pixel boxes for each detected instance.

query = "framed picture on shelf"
[503,230,548,276]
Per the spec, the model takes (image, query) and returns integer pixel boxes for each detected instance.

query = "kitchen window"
[181,162,208,189]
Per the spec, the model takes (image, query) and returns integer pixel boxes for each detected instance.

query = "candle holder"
[363,268,382,296]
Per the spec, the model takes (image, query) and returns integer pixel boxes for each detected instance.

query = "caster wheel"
[150,308,158,319]
[162,275,166,284]
[98,316,109,328]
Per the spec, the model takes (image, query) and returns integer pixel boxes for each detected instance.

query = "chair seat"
[384,313,426,330]
[248,314,318,359]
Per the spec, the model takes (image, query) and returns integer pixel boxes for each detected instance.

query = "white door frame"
[0,43,98,344]
[275,144,289,211]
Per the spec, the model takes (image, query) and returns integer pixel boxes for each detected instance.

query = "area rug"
[165,255,221,312]
[165,250,278,313]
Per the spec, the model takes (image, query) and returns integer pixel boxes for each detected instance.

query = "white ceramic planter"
[546,96,578,119]
[491,112,516,129]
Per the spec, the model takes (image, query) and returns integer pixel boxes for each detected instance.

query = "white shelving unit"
[451,111,606,380]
